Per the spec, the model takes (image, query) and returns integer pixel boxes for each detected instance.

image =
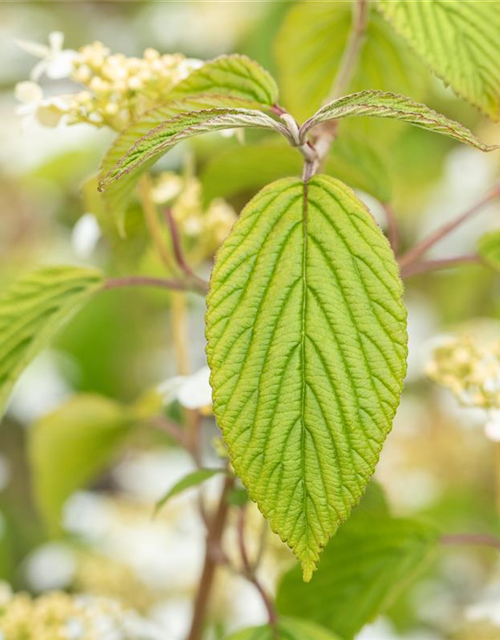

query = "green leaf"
[276,516,440,640]
[478,230,500,270]
[0,266,103,421]
[377,0,500,121]
[29,394,134,533]
[275,1,421,122]
[165,54,279,109]
[225,617,342,640]
[301,91,499,152]
[154,468,226,515]
[201,136,392,206]
[206,175,408,580]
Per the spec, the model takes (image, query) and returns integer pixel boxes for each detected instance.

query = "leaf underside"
[0,266,103,421]
[377,0,500,121]
[206,175,408,580]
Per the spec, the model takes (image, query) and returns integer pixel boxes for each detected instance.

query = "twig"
[187,475,234,640]
[382,203,400,254]
[400,254,482,278]
[441,532,500,551]
[398,184,500,269]
[105,275,207,296]
[149,415,186,448]
[237,506,278,628]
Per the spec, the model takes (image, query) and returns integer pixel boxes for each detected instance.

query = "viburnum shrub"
[4,2,500,639]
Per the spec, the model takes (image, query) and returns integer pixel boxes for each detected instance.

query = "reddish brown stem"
[398,184,500,269]
[382,203,400,254]
[237,506,278,628]
[105,274,207,295]
[441,532,500,551]
[187,475,234,640]
[401,254,482,278]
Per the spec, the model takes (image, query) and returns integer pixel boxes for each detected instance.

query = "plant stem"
[441,532,500,551]
[237,506,278,628]
[326,0,369,102]
[400,255,481,279]
[382,203,400,254]
[139,174,177,274]
[105,275,206,295]
[398,184,500,269]
[187,475,234,640]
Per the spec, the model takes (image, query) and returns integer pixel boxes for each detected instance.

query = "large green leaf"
[206,175,408,580]
[275,1,421,122]
[277,516,440,640]
[225,617,341,640]
[29,394,134,533]
[300,91,499,152]
[0,266,103,421]
[201,136,392,205]
[377,0,500,121]
[166,54,279,109]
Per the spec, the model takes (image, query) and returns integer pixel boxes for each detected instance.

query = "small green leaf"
[300,91,499,152]
[275,1,422,122]
[478,230,500,270]
[0,266,103,421]
[276,516,440,640]
[166,54,279,109]
[225,617,341,640]
[154,468,226,515]
[29,394,134,533]
[377,0,500,121]
[206,175,408,580]
[201,135,392,205]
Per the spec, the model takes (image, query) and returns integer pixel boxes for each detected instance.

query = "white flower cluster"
[427,335,500,441]
[0,584,166,640]
[15,32,202,130]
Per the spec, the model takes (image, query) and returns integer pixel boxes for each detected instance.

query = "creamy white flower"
[16,31,77,81]
[484,410,500,442]
[15,80,69,128]
[158,366,212,410]
[72,213,101,259]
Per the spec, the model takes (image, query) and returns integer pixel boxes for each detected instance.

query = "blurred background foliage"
[1,2,500,639]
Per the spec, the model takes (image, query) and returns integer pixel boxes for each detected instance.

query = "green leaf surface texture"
[277,515,440,639]
[301,91,498,152]
[0,266,103,420]
[377,0,500,121]
[206,175,408,580]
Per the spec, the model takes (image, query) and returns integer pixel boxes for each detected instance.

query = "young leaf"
[201,135,392,206]
[275,1,422,122]
[225,617,341,640]
[300,91,499,152]
[0,266,103,421]
[478,230,500,271]
[206,175,408,580]
[166,54,279,109]
[29,394,134,533]
[377,0,500,121]
[98,107,288,194]
[154,468,226,516]
[276,516,440,640]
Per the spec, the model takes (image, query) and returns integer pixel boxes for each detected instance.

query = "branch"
[398,183,500,269]
[105,275,207,296]
[382,203,400,254]
[400,254,482,279]
[237,506,278,628]
[441,532,500,551]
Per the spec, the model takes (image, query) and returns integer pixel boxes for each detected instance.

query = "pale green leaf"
[29,394,133,533]
[0,266,103,421]
[275,1,422,122]
[165,54,279,109]
[301,91,499,152]
[201,136,392,205]
[478,230,500,270]
[277,516,440,640]
[377,0,500,121]
[98,107,288,197]
[154,468,226,515]
[225,617,341,640]
[206,175,408,580]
